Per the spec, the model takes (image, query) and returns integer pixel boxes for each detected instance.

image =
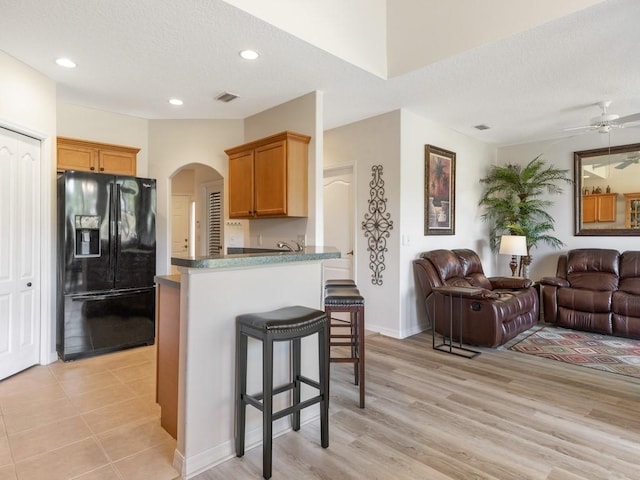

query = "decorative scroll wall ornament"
[361,165,394,285]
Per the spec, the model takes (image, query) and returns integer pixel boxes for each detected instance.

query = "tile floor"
[0,346,179,480]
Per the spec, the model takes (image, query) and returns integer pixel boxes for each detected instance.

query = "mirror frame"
[575,142,640,236]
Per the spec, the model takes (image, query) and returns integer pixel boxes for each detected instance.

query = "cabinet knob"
[100,167,104,171]
[26,282,32,287]
[90,166,95,170]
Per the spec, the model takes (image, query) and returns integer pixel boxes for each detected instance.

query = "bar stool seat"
[324,287,365,408]
[324,278,357,289]
[235,305,329,479]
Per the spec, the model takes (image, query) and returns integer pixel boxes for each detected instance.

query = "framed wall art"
[424,144,455,235]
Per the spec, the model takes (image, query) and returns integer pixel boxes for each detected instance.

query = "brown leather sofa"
[540,248,640,338]
[413,249,539,348]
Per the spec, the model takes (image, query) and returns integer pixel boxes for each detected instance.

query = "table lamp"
[499,235,527,276]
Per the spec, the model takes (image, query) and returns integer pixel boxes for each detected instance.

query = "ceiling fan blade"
[616,112,640,124]
[562,125,596,132]
[615,160,637,169]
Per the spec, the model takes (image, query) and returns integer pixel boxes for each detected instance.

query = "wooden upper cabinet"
[57,137,139,176]
[225,131,310,219]
[228,150,255,218]
[582,193,617,223]
[624,193,640,228]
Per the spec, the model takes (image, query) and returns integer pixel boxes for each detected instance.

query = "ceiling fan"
[615,154,640,169]
[564,101,640,134]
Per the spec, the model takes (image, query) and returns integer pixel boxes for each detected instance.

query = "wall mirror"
[575,142,640,236]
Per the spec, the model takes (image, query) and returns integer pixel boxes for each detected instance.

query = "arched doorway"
[170,163,223,273]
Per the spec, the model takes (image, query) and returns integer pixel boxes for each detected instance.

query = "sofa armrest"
[489,276,533,289]
[539,276,570,288]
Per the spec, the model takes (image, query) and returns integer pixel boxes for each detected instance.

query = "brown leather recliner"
[413,249,539,348]
[540,248,640,338]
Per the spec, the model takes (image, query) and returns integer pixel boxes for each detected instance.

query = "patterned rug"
[508,325,640,379]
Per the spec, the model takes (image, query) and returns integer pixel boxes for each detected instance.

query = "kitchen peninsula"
[162,247,339,478]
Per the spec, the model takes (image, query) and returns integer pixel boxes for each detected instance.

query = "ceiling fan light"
[599,125,611,134]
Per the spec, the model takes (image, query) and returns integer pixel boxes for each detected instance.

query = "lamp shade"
[499,235,527,256]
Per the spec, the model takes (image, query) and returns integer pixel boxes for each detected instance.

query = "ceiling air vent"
[474,124,490,130]
[215,92,239,103]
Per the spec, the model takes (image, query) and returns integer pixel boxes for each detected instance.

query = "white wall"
[225,0,387,78]
[399,110,497,337]
[148,119,244,274]
[0,50,57,363]
[387,0,602,77]
[498,127,640,280]
[57,103,150,176]
[325,111,401,336]
[244,91,322,248]
[325,109,497,339]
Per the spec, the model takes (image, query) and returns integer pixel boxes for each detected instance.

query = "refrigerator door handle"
[109,182,115,282]
[114,183,121,279]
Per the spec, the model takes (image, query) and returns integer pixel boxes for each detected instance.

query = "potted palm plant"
[478,156,572,277]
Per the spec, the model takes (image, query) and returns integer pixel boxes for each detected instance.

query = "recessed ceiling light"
[169,98,184,106]
[239,49,259,60]
[56,58,76,68]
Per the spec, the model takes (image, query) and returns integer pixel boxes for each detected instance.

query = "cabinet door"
[99,149,136,176]
[57,144,97,172]
[228,150,255,218]
[625,195,640,228]
[582,196,596,223]
[254,141,287,216]
[597,194,616,222]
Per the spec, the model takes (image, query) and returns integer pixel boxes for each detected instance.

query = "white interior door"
[171,194,190,273]
[0,127,41,380]
[323,166,354,281]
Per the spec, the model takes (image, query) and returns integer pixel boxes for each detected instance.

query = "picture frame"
[424,144,455,235]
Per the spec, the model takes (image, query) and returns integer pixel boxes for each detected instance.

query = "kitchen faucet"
[277,240,303,252]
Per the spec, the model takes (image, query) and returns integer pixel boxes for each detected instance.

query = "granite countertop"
[171,246,340,269]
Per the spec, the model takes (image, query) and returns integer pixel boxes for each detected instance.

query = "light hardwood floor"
[2,331,640,479]
[196,331,640,480]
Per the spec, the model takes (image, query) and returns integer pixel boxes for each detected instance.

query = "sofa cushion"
[566,249,620,291]
[619,251,640,295]
[612,314,640,338]
[423,249,464,283]
[612,291,640,317]
[557,308,612,334]
[454,249,493,290]
[558,287,612,313]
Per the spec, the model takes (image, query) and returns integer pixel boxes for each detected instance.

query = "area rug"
[508,326,640,379]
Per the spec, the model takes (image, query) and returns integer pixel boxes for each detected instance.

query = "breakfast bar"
[165,247,339,478]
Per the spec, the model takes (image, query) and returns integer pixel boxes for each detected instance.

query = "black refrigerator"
[57,170,157,361]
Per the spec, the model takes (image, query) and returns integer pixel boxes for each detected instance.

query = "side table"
[432,286,484,358]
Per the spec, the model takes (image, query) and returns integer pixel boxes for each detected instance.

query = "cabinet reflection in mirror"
[575,142,640,235]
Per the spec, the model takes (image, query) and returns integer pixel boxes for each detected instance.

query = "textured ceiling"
[1,0,639,145]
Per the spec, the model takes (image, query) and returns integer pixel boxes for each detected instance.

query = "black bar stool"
[323,287,365,408]
[324,278,356,289]
[235,305,329,479]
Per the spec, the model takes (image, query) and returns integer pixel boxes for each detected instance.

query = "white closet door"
[0,127,41,380]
